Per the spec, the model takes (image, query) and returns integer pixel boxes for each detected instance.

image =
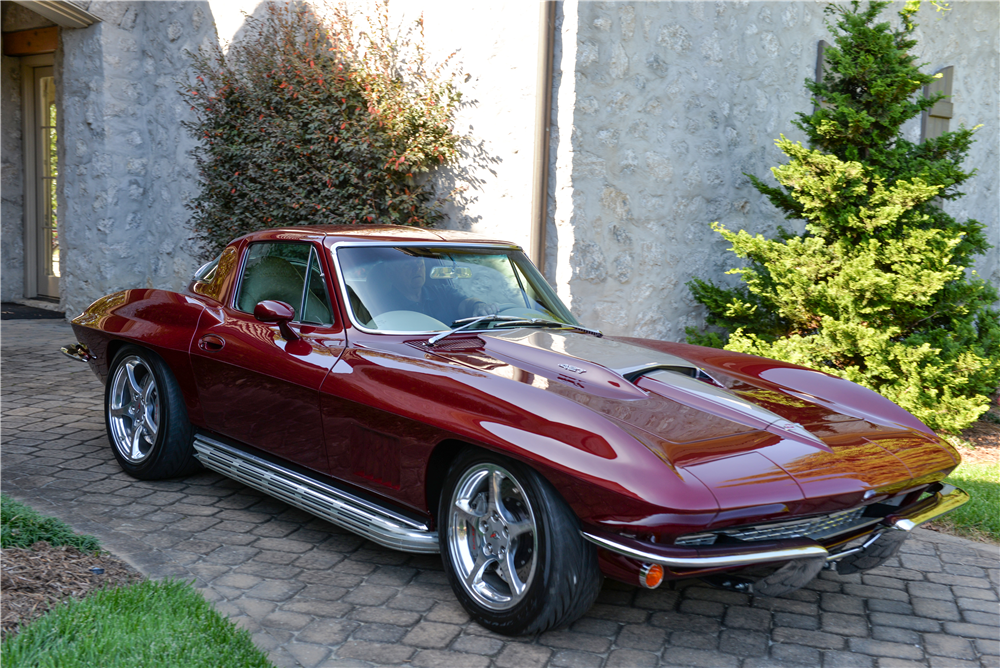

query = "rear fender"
[72,289,208,424]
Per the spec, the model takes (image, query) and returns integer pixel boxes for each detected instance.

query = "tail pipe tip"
[60,343,93,363]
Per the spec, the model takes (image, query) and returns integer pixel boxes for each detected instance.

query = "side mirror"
[254,300,300,342]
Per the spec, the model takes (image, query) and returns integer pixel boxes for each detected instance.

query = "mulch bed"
[1,542,143,641]
[953,403,1000,466]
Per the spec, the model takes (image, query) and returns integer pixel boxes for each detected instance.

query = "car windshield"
[336,245,579,333]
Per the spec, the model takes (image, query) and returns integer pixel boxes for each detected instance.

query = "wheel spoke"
[507,518,533,539]
[501,549,528,597]
[142,407,158,440]
[488,468,505,516]
[141,374,156,403]
[129,422,145,460]
[124,362,143,400]
[465,552,497,589]
[453,497,486,525]
[109,404,127,420]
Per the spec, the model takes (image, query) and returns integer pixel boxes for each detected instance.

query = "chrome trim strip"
[193,435,439,554]
[60,343,93,363]
[825,530,885,561]
[887,484,969,532]
[581,531,829,568]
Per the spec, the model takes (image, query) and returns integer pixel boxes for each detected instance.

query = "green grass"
[939,459,1000,542]
[1,496,274,668]
[1,579,273,668]
[0,494,100,552]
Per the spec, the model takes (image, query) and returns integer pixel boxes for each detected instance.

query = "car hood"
[424,329,958,518]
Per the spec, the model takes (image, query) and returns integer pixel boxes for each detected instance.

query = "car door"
[190,241,346,473]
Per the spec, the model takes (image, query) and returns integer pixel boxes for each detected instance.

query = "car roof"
[238,225,521,249]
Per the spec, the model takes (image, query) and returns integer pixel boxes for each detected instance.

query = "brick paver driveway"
[2,319,998,668]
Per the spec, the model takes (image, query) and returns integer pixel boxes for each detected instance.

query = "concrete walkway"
[2,319,997,668]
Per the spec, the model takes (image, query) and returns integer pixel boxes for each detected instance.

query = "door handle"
[198,334,226,352]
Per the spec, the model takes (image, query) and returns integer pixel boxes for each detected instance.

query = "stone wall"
[1,46,24,301]
[6,0,994,327]
[908,1,1000,299]
[548,1,999,340]
[58,1,218,317]
[52,0,538,316]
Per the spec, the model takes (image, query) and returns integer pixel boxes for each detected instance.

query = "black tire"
[835,530,908,575]
[105,345,198,480]
[439,449,602,635]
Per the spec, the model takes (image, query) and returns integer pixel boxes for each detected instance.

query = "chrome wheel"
[108,355,160,463]
[446,462,538,610]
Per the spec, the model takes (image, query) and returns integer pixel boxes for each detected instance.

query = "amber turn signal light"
[639,563,664,589]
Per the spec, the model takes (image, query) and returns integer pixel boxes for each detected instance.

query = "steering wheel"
[371,311,448,332]
[498,306,551,320]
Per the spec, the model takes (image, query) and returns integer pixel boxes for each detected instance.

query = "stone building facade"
[2,0,997,340]
[546,1,999,340]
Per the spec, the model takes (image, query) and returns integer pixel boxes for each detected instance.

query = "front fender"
[328,344,719,534]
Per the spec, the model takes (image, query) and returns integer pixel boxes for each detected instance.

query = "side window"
[191,246,238,302]
[301,247,334,325]
[236,243,333,325]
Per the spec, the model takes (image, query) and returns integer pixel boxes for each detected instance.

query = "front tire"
[439,450,602,635]
[105,346,198,480]
[835,530,908,575]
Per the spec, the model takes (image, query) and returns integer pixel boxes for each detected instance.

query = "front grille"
[675,506,870,546]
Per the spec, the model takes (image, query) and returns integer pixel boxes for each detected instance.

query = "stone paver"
[2,319,998,668]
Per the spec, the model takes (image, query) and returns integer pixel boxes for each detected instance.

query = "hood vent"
[408,336,485,352]
[636,369,830,451]
[627,365,721,386]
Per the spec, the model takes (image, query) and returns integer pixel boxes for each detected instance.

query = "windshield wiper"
[513,319,603,338]
[427,315,527,346]
[428,315,602,347]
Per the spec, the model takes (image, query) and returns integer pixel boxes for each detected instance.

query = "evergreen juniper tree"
[687,0,999,433]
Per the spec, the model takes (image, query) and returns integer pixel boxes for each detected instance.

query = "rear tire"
[439,450,602,635]
[105,346,198,480]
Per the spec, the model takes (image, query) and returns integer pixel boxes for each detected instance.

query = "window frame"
[233,240,335,326]
[330,241,576,336]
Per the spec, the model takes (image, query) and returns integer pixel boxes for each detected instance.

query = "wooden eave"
[3,25,58,55]
[10,1,101,29]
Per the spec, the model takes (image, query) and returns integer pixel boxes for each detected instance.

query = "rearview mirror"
[430,266,472,279]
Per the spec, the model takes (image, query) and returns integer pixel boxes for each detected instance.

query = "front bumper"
[582,484,969,570]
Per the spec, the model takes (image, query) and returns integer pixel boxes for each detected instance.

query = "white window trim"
[21,53,54,299]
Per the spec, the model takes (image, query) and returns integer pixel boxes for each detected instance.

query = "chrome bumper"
[582,484,969,569]
[60,343,94,363]
[885,484,969,532]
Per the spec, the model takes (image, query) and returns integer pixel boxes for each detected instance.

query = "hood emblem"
[558,363,587,374]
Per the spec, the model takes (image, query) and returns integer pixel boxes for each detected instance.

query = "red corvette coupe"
[63,226,968,635]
